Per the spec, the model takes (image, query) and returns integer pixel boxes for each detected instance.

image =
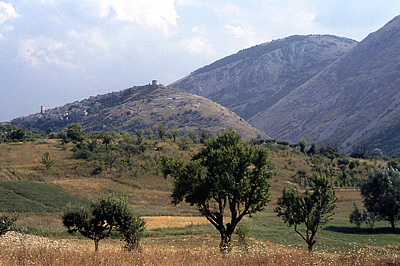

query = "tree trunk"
[94,239,99,252]
[390,219,396,230]
[219,233,232,253]
[308,243,313,254]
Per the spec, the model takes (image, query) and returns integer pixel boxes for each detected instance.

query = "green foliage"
[0,212,17,236]
[62,194,145,251]
[0,182,89,213]
[161,129,274,251]
[337,158,350,166]
[360,166,400,229]
[0,125,33,143]
[41,152,55,170]
[188,129,198,143]
[144,128,153,139]
[318,145,340,161]
[292,170,308,187]
[157,123,167,140]
[349,203,363,229]
[349,203,376,229]
[298,140,307,153]
[66,123,85,143]
[168,123,179,142]
[275,174,337,253]
[307,142,317,156]
[236,222,251,251]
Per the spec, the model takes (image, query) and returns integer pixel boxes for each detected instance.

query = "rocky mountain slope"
[171,16,400,156]
[11,83,264,139]
[250,15,400,155]
[170,35,357,120]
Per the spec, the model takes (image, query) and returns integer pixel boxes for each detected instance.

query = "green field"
[0,136,398,255]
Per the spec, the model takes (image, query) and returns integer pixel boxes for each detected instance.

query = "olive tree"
[62,194,145,251]
[360,166,400,229]
[157,123,167,140]
[275,174,337,253]
[161,129,274,252]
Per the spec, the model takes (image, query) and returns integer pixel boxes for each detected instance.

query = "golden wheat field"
[0,231,399,266]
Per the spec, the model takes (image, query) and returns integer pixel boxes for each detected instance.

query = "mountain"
[250,15,400,155]
[10,83,264,139]
[170,35,357,120]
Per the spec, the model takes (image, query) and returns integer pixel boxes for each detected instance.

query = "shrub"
[0,212,17,236]
[349,203,363,229]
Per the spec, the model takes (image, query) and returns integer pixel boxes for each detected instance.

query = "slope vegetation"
[11,84,264,139]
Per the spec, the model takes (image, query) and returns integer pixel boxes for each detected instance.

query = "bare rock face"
[250,15,400,155]
[170,35,357,120]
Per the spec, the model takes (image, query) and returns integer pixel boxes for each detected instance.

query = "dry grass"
[143,216,208,229]
[0,232,399,266]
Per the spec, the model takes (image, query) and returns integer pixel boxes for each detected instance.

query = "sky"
[1,1,400,122]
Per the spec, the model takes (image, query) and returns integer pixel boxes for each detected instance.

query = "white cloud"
[67,29,109,50]
[0,2,20,24]
[91,0,178,34]
[192,25,206,34]
[18,37,75,69]
[225,25,244,39]
[180,36,216,55]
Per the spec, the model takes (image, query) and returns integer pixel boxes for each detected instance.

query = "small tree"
[275,174,337,253]
[62,194,145,252]
[161,130,273,252]
[360,166,400,229]
[134,129,143,138]
[298,140,307,153]
[41,152,55,170]
[145,128,153,139]
[0,212,17,237]
[188,129,198,143]
[66,123,85,143]
[349,203,363,229]
[157,123,167,140]
[169,123,179,142]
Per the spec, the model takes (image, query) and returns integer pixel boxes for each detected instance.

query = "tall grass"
[0,239,398,266]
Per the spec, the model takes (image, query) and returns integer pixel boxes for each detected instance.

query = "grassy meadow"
[0,136,399,265]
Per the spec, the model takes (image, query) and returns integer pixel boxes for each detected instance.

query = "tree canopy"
[62,194,145,251]
[161,129,274,251]
[360,166,400,229]
[275,174,337,253]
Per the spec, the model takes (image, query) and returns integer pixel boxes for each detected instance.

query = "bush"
[349,203,363,229]
[236,222,251,251]
[0,212,17,236]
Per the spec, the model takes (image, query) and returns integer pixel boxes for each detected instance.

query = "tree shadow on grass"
[324,226,400,235]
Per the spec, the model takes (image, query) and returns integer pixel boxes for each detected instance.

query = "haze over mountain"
[10,83,264,139]
[171,16,400,156]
